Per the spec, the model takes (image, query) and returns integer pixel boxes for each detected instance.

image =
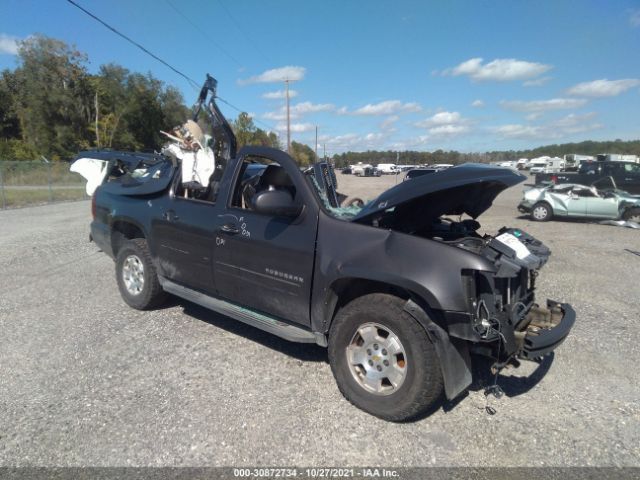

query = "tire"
[328,294,443,421]
[115,238,167,310]
[531,202,552,222]
[622,207,640,223]
[341,197,365,208]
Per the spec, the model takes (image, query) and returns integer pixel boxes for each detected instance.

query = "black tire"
[328,294,443,421]
[115,238,167,310]
[622,207,640,223]
[531,202,552,222]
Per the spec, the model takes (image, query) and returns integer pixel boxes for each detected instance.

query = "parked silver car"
[518,183,640,222]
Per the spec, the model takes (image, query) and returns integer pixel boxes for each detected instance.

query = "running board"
[159,277,326,346]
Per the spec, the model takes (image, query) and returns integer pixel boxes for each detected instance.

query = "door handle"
[221,223,240,234]
[162,210,179,221]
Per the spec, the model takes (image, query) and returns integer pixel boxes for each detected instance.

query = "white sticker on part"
[496,233,531,260]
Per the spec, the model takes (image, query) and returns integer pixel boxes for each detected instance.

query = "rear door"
[151,176,221,295]
[213,148,319,327]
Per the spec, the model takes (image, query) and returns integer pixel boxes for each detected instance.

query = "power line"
[215,0,273,65]
[217,96,277,132]
[163,0,243,68]
[65,0,200,90]
[65,0,275,133]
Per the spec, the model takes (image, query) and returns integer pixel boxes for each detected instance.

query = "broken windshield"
[305,174,365,220]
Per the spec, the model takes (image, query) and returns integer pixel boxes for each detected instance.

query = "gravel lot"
[1,171,639,467]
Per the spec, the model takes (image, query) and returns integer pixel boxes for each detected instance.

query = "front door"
[213,150,318,327]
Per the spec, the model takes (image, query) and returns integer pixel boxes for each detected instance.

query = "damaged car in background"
[71,75,576,421]
[519,181,640,224]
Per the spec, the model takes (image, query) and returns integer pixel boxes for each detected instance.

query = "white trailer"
[543,157,565,173]
[528,156,551,174]
[564,154,595,171]
[596,153,640,163]
[376,163,399,174]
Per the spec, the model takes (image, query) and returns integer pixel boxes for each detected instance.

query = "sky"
[1,0,640,155]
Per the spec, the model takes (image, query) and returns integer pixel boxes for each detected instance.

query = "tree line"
[0,35,286,162]
[331,139,640,168]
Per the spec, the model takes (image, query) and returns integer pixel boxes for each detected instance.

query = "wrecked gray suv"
[78,76,575,421]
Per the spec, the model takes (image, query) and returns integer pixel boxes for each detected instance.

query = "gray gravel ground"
[1,172,639,467]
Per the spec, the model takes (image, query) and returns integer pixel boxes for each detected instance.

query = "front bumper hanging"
[518,299,576,360]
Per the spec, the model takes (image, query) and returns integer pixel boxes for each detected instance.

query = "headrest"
[261,165,293,187]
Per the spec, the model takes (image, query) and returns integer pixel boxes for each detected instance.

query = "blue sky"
[1,0,639,154]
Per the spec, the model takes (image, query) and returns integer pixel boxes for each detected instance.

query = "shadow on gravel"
[175,299,328,363]
[469,353,555,397]
[516,213,622,227]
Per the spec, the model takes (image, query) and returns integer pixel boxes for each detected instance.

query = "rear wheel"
[328,294,443,421]
[116,239,167,310]
[531,202,552,222]
[623,207,640,223]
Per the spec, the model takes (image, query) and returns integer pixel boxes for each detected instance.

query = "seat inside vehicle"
[240,163,296,210]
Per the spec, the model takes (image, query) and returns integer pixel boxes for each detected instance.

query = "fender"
[404,299,472,400]
[314,273,441,334]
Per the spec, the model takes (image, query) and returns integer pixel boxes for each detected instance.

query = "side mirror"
[252,189,302,218]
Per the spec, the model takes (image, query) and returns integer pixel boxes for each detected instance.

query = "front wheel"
[531,202,552,222]
[328,294,443,421]
[623,207,640,223]
[115,238,167,310]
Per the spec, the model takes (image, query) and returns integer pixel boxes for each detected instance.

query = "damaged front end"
[349,164,575,378]
[461,228,575,369]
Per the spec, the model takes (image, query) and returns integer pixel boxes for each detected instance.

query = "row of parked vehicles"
[341,163,454,180]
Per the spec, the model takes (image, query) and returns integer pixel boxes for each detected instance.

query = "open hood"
[352,163,526,229]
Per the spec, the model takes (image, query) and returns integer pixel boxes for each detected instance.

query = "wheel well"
[533,200,552,211]
[326,278,411,331]
[111,221,145,256]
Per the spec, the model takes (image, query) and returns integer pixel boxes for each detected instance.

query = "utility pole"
[95,91,100,148]
[285,79,291,155]
[315,126,318,159]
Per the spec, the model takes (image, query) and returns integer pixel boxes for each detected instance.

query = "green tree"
[290,141,315,166]
[232,112,257,149]
[14,35,93,159]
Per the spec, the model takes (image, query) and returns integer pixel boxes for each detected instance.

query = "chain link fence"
[0,161,88,209]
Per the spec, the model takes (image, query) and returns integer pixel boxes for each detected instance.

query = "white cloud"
[492,112,603,139]
[263,111,288,121]
[630,9,640,27]
[291,101,334,115]
[443,57,552,82]
[566,78,640,97]
[493,124,543,139]
[263,101,334,121]
[343,100,422,116]
[500,98,588,112]
[427,124,470,137]
[415,111,462,128]
[276,122,315,133]
[262,89,298,99]
[320,131,392,151]
[0,34,20,55]
[414,111,472,139]
[471,99,485,108]
[239,66,306,85]
[523,76,552,87]
[380,115,400,130]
